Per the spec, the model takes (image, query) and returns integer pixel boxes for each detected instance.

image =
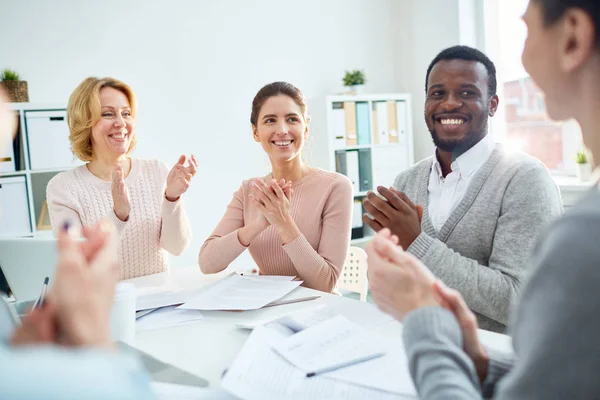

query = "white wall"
[1,0,402,268]
[392,0,463,162]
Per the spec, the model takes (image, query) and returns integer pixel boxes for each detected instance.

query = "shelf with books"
[325,93,414,245]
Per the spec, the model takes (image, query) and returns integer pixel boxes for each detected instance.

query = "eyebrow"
[101,106,131,110]
[262,113,300,119]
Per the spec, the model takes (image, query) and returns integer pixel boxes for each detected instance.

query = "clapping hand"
[11,221,119,349]
[165,154,198,201]
[112,165,131,221]
[362,187,423,249]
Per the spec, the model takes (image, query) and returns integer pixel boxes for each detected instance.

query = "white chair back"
[338,246,368,302]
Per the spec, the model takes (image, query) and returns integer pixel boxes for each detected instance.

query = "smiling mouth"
[436,117,466,126]
[109,133,129,142]
[272,140,293,147]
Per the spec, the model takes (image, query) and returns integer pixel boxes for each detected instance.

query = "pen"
[305,352,385,378]
[263,295,321,308]
[31,277,49,311]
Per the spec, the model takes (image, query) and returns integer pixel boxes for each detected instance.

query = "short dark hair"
[534,0,600,46]
[250,81,310,126]
[424,45,497,98]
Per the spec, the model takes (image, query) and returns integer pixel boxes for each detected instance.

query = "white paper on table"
[236,304,338,332]
[152,382,238,399]
[221,326,410,400]
[325,295,394,329]
[178,275,302,311]
[253,275,296,281]
[136,283,200,311]
[323,337,417,396]
[136,306,205,332]
[273,315,386,373]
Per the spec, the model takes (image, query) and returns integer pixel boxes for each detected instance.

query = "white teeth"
[274,141,291,146]
[440,118,465,125]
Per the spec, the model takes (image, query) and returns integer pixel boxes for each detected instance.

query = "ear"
[559,8,596,73]
[251,124,260,143]
[488,94,500,117]
[304,124,309,139]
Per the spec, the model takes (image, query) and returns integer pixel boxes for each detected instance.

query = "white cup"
[110,282,136,343]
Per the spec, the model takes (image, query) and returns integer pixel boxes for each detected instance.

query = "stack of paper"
[179,275,302,311]
[273,315,386,374]
[136,283,200,311]
[236,304,337,332]
[136,306,205,332]
[221,326,413,400]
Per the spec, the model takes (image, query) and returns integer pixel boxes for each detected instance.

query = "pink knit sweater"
[46,158,192,279]
[199,169,353,293]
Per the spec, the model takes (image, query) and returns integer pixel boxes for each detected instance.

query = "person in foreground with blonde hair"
[47,77,196,279]
[0,86,154,399]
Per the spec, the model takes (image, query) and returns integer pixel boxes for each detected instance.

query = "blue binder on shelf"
[356,102,371,146]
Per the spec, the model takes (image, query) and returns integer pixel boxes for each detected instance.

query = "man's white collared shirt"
[428,135,496,231]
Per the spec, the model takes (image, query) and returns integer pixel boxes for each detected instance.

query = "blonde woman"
[199,82,352,293]
[47,77,196,279]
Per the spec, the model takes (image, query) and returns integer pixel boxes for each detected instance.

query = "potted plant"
[0,69,29,102]
[342,69,366,94]
[575,150,592,181]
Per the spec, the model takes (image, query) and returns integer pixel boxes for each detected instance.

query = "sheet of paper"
[179,275,302,311]
[136,283,200,311]
[236,304,337,331]
[152,382,237,399]
[221,326,411,400]
[323,337,417,396]
[136,306,205,332]
[273,315,386,373]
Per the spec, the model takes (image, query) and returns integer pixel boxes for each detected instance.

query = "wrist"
[164,191,180,202]
[113,209,129,222]
[276,217,300,245]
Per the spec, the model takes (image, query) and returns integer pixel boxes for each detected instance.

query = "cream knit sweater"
[46,158,192,279]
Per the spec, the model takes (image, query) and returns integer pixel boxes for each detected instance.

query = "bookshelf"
[0,103,82,237]
[325,93,414,245]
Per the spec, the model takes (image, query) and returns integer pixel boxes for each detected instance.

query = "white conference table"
[126,267,513,390]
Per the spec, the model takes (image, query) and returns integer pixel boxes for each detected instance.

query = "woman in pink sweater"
[47,77,195,279]
[199,82,352,293]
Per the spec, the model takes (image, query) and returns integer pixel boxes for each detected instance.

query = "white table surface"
[126,267,513,389]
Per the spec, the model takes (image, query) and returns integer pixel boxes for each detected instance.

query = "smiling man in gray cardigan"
[363,45,563,332]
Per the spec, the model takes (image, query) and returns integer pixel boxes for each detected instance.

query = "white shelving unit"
[325,93,414,245]
[1,103,82,237]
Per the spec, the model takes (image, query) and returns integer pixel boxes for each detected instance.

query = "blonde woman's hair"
[67,77,138,161]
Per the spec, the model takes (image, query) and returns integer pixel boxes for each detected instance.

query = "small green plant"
[575,150,588,164]
[342,69,366,86]
[1,69,20,81]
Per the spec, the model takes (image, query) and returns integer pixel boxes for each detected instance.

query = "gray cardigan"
[402,186,600,399]
[394,145,563,331]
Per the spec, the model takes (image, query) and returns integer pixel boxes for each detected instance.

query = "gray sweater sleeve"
[404,165,562,325]
[403,188,600,400]
[403,307,516,400]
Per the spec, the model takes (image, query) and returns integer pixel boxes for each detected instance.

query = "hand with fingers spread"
[433,281,489,382]
[249,178,300,244]
[165,154,198,201]
[362,186,422,249]
[49,220,119,348]
[366,228,439,321]
[111,165,131,221]
[10,221,119,349]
